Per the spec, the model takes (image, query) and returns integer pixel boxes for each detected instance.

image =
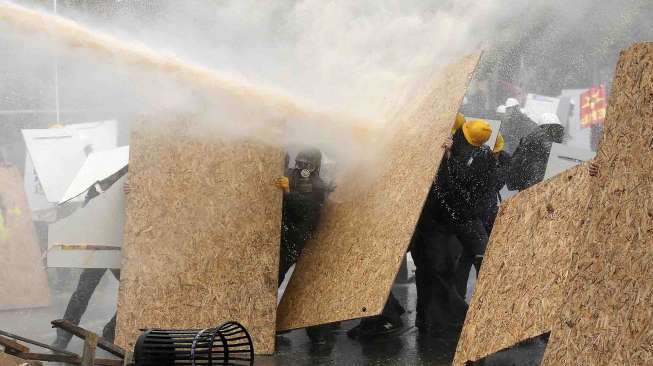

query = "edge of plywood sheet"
[0,165,51,310]
[49,176,125,248]
[115,118,283,355]
[541,42,653,365]
[276,52,481,331]
[453,163,590,365]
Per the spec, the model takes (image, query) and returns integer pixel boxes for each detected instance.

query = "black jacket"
[500,107,538,155]
[280,169,329,264]
[478,150,511,213]
[428,130,496,224]
[507,124,564,191]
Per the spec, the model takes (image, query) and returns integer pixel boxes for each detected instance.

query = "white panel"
[560,89,592,150]
[545,143,596,180]
[68,120,118,152]
[23,154,56,216]
[524,94,561,123]
[59,146,129,203]
[49,176,125,249]
[22,128,87,202]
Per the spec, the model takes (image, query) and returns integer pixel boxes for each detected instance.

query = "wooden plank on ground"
[453,163,590,365]
[51,320,126,359]
[115,118,283,354]
[276,53,481,330]
[542,42,653,366]
[0,336,29,354]
[0,165,51,310]
[80,333,98,366]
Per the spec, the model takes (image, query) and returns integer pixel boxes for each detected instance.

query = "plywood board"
[453,163,590,365]
[0,351,32,366]
[0,166,51,310]
[276,53,481,330]
[541,42,653,365]
[115,119,283,355]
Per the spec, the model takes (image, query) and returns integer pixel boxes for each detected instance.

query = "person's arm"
[275,176,290,194]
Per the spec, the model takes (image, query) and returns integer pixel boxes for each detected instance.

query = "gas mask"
[294,159,316,193]
[296,160,316,177]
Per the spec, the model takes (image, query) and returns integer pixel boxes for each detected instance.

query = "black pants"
[481,204,499,235]
[411,224,467,333]
[381,292,405,324]
[449,218,488,299]
[55,268,120,347]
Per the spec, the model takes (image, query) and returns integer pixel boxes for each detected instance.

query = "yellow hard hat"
[451,113,466,135]
[493,133,505,153]
[462,119,492,147]
[48,123,65,129]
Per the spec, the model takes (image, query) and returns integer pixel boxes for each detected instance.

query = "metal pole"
[53,0,61,124]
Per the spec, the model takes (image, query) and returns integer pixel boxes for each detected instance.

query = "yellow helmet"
[462,119,492,147]
[493,133,505,153]
[451,113,466,135]
[48,123,65,129]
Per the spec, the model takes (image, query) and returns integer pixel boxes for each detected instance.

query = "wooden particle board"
[541,42,653,366]
[453,163,590,365]
[0,351,34,366]
[0,165,51,310]
[114,118,283,355]
[276,53,481,331]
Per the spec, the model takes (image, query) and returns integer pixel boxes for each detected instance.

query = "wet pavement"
[0,266,545,365]
[257,283,460,366]
[0,268,120,358]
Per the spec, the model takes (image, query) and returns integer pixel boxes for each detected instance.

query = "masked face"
[295,160,315,174]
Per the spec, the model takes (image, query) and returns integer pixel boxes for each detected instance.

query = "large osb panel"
[277,53,481,330]
[453,164,590,365]
[0,166,50,310]
[542,43,653,365]
[115,119,283,354]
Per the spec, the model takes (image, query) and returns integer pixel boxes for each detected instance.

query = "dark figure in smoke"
[53,167,127,349]
[276,148,331,284]
[410,196,468,335]
[435,120,495,294]
[507,113,565,192]
[420,118,496,328]
[498,98,538,155]
[275,147,337,344]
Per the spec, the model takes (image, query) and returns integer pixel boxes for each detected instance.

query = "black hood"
[451,128,476,160]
